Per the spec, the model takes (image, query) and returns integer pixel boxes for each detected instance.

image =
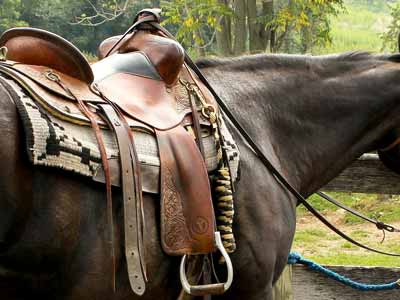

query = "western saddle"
[0,8,233,298]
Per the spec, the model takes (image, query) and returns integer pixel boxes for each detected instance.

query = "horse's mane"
[196,51,399,72]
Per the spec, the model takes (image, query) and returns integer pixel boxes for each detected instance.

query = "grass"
[288,1,400,269]
[293,192,400,267]
[305,253,400,267]
[313,0,392,54]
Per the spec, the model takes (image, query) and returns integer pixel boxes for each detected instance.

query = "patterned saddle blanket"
[0,73,239,193]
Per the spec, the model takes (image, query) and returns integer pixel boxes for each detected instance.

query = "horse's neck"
[202,54,400,196]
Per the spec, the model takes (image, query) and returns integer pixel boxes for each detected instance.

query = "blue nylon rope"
[288,252,400,291]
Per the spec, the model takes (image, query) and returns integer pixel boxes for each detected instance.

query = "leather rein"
[114,12,400,258]
[184,56,400,256]
[174,37,400,257]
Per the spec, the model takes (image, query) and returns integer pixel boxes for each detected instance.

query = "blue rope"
[288,252,400,291]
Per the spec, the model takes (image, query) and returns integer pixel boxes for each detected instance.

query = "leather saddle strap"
[44,72,116,290]
[93,84,147,272]
[100,104,146,296]
[316,191,400,232]
[104,15,159,58]
[187,86,205,158]
[156,126,215,255]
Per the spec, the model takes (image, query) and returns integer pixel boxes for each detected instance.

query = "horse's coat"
[1,52,400,300]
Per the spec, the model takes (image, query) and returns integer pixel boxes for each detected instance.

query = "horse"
[1,51,400,300]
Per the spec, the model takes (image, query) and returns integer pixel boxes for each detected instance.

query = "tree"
[161,0,232,57]
[0,0,27,34]
[216,0,233,55]
[233,0,247,54]
[381,2,400,53]
[269,0,344,53]
[247,0,269,53]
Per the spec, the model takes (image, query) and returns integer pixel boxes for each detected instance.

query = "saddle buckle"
[179,231,234,296]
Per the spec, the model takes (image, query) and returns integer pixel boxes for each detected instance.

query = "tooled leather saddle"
[0,8,233,298]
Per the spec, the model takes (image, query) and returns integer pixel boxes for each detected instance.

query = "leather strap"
[316,191,400,233]
[185,55,400,256]
[44,71,117,290]
[202,256,212,300]
[104,15,159,58]
[188,88,205,158]
[100,104,147,295]
[301,199,400,256]
[142,21,400,258]
[379,137,400,152]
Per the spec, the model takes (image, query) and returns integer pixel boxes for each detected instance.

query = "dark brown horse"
[1,51,400,300]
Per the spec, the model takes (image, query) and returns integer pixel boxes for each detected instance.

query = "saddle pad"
[1,73,240,192]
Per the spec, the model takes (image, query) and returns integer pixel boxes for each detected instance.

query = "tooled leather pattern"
[162,166,192,252]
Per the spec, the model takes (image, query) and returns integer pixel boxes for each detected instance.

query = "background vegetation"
[2,0,400,266]
[1,0,398,56]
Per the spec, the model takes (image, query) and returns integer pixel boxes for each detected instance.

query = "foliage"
[16,0,154,54]
[0,0,394,55]
[72,0,157,26]
[381,2,400,53]
[0,0,28,33]
[316,1,390,54]
[161,0,232,54]
[269,0,345,53]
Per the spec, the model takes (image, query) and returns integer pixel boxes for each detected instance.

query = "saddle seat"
[0,27,195,130]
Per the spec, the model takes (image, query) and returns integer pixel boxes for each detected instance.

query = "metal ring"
[201,104,216,119]
[44,70,61,82]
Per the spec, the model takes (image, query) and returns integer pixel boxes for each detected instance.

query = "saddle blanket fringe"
[1,73,240,191]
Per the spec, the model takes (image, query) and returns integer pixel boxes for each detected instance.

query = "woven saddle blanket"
[1,73,239,193]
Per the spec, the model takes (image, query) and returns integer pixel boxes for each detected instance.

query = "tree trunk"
[247,0,267,53]
[150,0,161,7]
[195,29,206,57]
[263,0,274,52]
[216,0,232,55]
[233,0,247,55]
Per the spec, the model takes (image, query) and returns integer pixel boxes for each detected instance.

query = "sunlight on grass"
[294,191,400,267]
[306,253,400,267]
[313,1,391,54]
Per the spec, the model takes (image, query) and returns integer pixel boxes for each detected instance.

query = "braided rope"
[288,252,400,291]
[213,167,236,254]
[201,95,237,256]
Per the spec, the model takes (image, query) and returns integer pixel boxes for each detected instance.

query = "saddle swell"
[98,31,184,86]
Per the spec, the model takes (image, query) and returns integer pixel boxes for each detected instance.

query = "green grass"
[313,0,392,54]
[294,191,400,267]
[298,193,400,224]
[305,253,400,267]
